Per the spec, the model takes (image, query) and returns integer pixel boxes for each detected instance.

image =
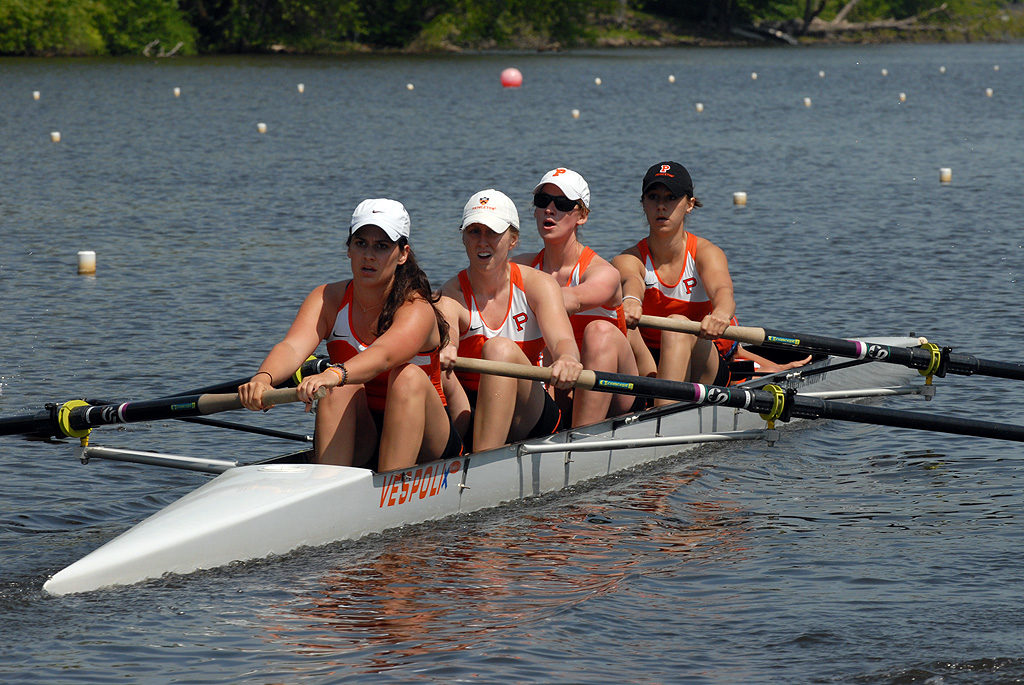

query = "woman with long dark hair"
[239,199,459,470]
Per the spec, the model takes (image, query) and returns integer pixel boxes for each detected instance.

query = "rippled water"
[1,44,1023,682]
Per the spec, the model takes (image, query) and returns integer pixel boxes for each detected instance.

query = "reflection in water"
[256,469,754,671]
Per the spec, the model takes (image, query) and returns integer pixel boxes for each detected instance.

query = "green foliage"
[1,0,1021,54]
[0,0,195,56]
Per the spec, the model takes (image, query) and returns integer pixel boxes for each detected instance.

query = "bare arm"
[562,255,622,314]
[238,283,340,410]
[437,282,469,371]
[296,297,438,401]
[613,249,646,328]
[694,239,736,338]
[523,267,582,390]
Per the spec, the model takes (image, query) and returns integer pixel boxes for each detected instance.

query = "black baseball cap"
[642,161,694,197]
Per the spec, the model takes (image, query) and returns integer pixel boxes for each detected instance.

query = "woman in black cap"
[613,162,737,402]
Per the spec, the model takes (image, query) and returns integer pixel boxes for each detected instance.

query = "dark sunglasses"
[533,192,578,212]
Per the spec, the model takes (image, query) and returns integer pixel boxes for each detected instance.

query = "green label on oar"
[766,335,800,346]
[170,402,198,411]
[597,380,635,391]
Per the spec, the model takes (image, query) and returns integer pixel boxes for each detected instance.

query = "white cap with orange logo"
[533,167,591,209]
[461,189,520,234]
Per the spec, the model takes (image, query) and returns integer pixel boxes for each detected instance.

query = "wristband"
[622,295,643,305]
[253,371,272,383]
[326,364,348,386]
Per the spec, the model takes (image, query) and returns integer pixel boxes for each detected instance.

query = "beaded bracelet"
[326,364,348,386]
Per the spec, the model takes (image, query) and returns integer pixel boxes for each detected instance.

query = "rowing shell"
[42,336,924,595]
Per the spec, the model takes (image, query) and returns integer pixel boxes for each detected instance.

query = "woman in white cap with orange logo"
[239,198,460,471]
[513,167,639,427]
[438,189,582,452]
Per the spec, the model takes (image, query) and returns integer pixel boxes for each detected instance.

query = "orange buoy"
[501,68,523,88]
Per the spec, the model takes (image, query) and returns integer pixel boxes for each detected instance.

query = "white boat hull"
[43,338,923,595]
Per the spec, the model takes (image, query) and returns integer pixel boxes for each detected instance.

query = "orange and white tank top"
[636,235,734,357]
[531,247,626,346]
[456,263,545,392]
[325,283,445,412]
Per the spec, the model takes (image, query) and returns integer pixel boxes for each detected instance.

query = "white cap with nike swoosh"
[349,198,411,242]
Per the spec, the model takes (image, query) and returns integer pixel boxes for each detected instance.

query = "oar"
[0,387,323,439]
[453,357,1024,443]
[637,315,1024,381]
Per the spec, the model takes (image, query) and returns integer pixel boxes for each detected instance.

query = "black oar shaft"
[637,315,1024,382]
[453,358,1024,444]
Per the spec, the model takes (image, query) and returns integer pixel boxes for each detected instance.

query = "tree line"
[0,0,1016,56]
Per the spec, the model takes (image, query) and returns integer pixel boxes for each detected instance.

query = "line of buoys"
[940,167,952,184]
[257,122,267,134]
[77,251,96,275]
[500,68,523,88]
[733,191,747,206]
[50,131,61,143]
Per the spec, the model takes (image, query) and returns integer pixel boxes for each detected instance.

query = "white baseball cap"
[533,167,591,209]
[461,189,520,234]
[349,198,411,242]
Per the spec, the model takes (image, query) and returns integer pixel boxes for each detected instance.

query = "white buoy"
[985,87,993,97]
[594,77,602,86]
[818,70,825,78]
[297,83,305,93]
[881,68,888,76]
[695,102,704,113]
[173,87,181,97]
[257,122,267,133]
[668,74,676,83]
[939,167,952,184]
[571,108,580,119]
[899,92,907,103]
[733,191,747,206]
[77,250,96,275]
[406,83,414,91]
[751,72,758,80]
[50,131,61,143]
[803,97,812,107]
[994,64,1000,71]
[33,90,40,100]
[939,65,946,74]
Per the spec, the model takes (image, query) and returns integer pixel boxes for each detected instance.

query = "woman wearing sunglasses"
[613,162,738,404]
[513,168,639,428]
[239,198,460,471]
[438,189,582,452]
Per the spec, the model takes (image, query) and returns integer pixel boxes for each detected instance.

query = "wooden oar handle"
[196,387,325,414]
[638,315,766,345]
[453,357,598,390]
